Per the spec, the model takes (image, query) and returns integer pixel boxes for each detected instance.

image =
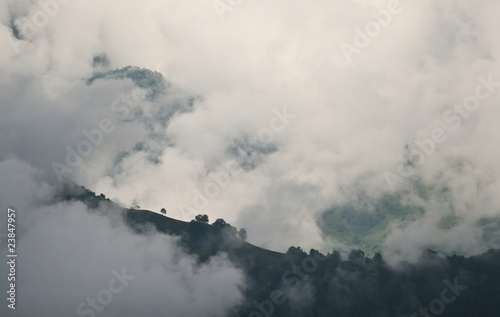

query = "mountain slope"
[60,183,500,317]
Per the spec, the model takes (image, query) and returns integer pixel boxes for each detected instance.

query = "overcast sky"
[1,1,500,313]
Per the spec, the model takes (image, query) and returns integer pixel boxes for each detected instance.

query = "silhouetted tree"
[348,249,366,264]
[213,218,227,228]
[195,214,209,224]
[373,252,384,264]
[285,246,307,264]
[238,228,247,240]
[130,199,140,210]
[309,248,325,261]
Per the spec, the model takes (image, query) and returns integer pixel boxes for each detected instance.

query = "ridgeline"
[59,183,500,317]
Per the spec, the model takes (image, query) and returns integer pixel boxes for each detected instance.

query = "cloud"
[0,159,244,317]
[0,0,499,259]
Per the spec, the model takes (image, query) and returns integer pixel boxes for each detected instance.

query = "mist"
[0,158,244,317]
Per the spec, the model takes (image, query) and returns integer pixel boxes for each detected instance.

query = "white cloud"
[0,0,499,258]
[0,158,244,317]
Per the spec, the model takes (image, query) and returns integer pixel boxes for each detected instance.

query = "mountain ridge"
[58,182,500,317]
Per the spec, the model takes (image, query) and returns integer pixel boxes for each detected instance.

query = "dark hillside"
[61,184,500,317]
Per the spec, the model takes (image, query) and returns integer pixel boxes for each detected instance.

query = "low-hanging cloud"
[0,158,245,317]
[0,0,500,260]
